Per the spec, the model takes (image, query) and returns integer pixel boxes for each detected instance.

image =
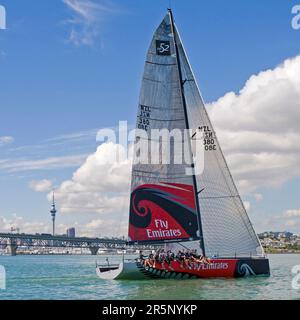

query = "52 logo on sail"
[156,40,171,56]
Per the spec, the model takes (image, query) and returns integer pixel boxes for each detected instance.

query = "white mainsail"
[129,10,264,258]
[128,13,201,244]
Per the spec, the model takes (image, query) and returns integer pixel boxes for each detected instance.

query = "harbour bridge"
[0,233,154,256]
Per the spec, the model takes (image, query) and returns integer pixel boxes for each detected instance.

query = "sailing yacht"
[96,9,270,280]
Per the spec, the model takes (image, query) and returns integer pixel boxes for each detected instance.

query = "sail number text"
[199,126,217,151]
[138,105,151,131]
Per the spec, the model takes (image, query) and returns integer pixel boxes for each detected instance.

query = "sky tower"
[50,191,57,236]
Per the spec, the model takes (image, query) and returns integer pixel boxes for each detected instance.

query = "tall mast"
[168,8,206,256]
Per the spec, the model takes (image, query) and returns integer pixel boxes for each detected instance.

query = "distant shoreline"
[265,250,300,254]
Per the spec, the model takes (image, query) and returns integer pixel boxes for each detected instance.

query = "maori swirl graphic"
[236,261,256,277]
[130,189,152,229]
[129,183,198,237]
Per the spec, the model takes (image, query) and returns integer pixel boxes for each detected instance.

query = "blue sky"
[0,0,300,237]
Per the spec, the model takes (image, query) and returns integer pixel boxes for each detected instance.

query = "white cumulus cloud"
[49,142,131,236]
[284,209,300,218]
[0,136,14,146]
[34,54,300,236]
[208,55,300,193]
[29,179,53,192]
[0,213,125,238]
[0,214,51,234]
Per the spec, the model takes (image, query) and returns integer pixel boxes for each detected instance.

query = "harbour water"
[0,254,299,300]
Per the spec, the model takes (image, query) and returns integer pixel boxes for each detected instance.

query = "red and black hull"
[136,258,270,279]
